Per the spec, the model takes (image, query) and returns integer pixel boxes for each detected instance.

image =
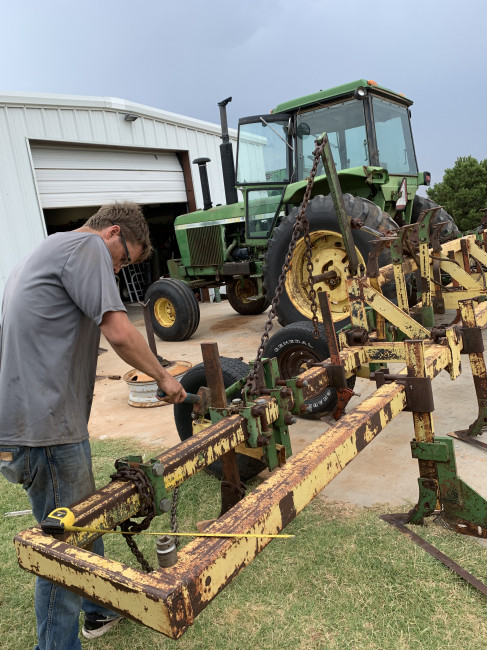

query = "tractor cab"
[236,79,427,238]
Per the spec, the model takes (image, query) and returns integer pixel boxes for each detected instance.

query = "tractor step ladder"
[121,264,145,302]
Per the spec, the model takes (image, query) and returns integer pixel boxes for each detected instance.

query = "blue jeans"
[0,440,116,650]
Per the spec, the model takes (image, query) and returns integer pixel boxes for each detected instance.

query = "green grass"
[1,438,487,649]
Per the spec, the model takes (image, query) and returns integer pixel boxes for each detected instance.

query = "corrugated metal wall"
[0,93,238,304]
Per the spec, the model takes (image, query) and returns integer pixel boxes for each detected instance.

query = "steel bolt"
[284,413,297,425]
[152,462,165,476]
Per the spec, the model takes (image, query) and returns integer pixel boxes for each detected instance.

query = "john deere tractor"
[146,79,457,342]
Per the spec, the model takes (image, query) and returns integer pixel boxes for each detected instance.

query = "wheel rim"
[285,229,366,321]
[279,345,321,379]
[234,278,258,304]
[154,297,176,327]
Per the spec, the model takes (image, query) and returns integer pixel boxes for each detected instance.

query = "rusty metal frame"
[14,330,465,639]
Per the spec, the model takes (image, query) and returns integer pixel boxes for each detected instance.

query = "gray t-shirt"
[0,231,126,446]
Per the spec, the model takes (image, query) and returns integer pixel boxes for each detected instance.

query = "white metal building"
[0,91,238,303]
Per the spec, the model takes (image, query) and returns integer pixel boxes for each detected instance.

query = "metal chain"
[245,139,325,394]
[110,465,157,573]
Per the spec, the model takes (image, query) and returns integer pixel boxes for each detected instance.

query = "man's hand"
[100,311,187,403]
[156,372,187,404]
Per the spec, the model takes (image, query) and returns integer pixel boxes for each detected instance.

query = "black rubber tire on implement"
[145,278,200,342]
[263,193,396,328]
[226,278,269,315]
[174,357,267,481]
[263,321,356,417]
[411,196,459,240]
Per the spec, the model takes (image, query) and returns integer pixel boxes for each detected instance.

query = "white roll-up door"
[30,145,187,208]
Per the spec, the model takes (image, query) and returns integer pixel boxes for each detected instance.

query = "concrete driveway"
[91,299,487,508]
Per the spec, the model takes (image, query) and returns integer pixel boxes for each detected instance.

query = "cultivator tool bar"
[13,144,487,637]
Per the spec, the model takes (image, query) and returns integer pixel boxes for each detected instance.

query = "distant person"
[0,201,186,649]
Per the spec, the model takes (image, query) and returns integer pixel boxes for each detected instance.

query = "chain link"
[245,139,325,394]
[110,464,157,573]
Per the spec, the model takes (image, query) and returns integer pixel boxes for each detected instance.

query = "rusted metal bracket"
[370,372,434,412]
[460,326,484,354]
[114,455,169,516]
[317,291,354,419]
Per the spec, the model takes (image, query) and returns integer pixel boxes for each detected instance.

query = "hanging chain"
[245,139,325,394]
[110,464,157,573]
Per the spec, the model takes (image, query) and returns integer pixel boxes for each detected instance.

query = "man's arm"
[100,310,187,403]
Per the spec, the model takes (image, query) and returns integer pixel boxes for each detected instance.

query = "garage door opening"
[31,142,196,302]
[42,202,188,301]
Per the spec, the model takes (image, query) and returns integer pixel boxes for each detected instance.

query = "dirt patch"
[210,317,254,333]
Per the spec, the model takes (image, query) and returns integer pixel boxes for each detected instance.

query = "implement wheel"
[145,278,200,342]
[263,194,396,327]
[226,278,269,315]
[263,322,356,417]
[174,357,267,481]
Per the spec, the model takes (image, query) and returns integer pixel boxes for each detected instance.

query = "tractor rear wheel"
[226,278,269,315]
[145,278,200,342]
[263,321,356,417]
[174,357,267,481]
[411,196,459,239]
[263,194,397,328]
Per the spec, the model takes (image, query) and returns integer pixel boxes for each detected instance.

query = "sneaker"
[82,615,123,639]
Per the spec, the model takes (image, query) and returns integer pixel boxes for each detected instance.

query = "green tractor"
[146,79,457,342]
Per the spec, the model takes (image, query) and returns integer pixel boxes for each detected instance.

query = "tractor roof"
[272,79,413,114]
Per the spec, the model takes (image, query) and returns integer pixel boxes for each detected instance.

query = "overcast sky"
[2,0,485,190]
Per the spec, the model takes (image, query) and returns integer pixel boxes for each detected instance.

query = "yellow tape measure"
[40,507,294,540]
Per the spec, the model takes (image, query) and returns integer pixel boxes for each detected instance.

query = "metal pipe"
[193,158,213,210]
[218,97,238,205]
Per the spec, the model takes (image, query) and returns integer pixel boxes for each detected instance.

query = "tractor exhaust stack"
[193,157,213,210]
[218,97,238,205]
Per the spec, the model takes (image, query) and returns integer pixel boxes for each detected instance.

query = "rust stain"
[278,492,297,528]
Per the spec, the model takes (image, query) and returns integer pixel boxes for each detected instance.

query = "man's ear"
[103,225,118,241]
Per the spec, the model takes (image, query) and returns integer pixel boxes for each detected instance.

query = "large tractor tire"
[145,278,200,342]
[263,321,356,417]
[226,278,269,315]
[411,196,459,239]
[263,193,397,328]
[174,357,267,481]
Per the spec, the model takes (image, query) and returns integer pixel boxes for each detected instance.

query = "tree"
[427,156,487,231]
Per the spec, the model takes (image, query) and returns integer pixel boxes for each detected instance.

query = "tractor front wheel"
[226,278,269,315]
[145,278,200,342]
